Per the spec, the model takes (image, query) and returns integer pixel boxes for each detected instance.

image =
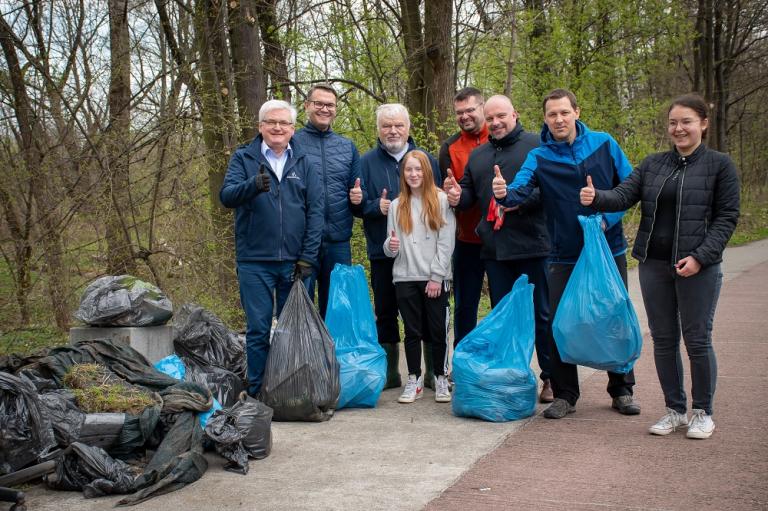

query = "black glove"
[293,261,313,281]
[255,164,271,192]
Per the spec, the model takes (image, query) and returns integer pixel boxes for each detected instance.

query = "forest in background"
[0,0,766,347]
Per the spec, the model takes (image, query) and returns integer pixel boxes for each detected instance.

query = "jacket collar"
[489,123,524,149]
[459,123,489,144]
[540,119,590,154]
[244,134,303,160]
[376,136,418,160]
[301,121,334,138]
[672,142,706,166]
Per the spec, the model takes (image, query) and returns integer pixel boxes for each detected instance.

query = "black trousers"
[395,281,449,378]
[370,258,401,344]
[548,254,636,405]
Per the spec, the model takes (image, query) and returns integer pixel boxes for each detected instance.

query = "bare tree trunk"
[255,0,291,101]
[424,0,453,140]
[230,0,266,140]
[194,0,238,293]
[399,0,426,116]
[106,0,137,275]
[0,19,70,330]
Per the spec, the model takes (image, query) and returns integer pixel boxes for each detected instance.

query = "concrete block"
[69,325,174,363]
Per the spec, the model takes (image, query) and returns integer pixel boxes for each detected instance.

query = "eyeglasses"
[455,103,483,116]
[308,101,337,110]
[261,119,294,128]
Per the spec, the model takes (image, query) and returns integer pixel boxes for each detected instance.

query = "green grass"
[0,327,68,356]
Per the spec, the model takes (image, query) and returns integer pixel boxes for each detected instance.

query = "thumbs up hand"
[255,164,271,192]
[349,177,362,205]
[580,175,595,206]
[388,229,400,254]
[380,188,391,215]
[492,165,507,199]
[444,169,462,207]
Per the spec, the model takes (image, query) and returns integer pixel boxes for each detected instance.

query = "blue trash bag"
[552,214,643,374]
[325,264,386,409]
[451,274,537,422]
[154,354,221,428]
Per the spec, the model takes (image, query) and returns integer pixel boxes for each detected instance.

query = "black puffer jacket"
[457,123,550,261]
[592,144,740,267]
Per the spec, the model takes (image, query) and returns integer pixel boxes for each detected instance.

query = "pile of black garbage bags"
[0,276,277,506]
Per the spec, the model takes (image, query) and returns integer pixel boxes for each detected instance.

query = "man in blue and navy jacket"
[359,103,443,389]
[493,88,640,419]
[220,99,324,397]
[293,84,361,318]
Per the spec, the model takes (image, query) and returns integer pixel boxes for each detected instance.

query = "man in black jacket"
[445,95,553,402]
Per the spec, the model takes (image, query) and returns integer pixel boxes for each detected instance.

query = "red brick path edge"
[427,261,768,511]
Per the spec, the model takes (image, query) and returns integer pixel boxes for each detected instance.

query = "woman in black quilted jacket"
[580,94,740,440]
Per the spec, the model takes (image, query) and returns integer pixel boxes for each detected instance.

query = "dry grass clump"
[63,363,157,414]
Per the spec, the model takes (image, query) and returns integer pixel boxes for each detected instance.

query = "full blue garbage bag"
[451,275,537,422]
[552,215,642,373]
[325,264,386,409]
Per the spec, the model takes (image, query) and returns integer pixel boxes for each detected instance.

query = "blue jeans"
[238,261,309,396]
[485,257,551,381]
[639,259,721,415]
[453,240,485,347]
[307,240,352,318]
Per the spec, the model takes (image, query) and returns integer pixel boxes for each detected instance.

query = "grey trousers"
[638,259,722,415]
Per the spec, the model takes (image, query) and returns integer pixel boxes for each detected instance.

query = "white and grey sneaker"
[686,409,715,439]
[649,408,688,436]
[435,375,451,403]
[398,374,424,403]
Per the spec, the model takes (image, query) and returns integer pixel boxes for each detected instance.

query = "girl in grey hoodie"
[383,150,456,403]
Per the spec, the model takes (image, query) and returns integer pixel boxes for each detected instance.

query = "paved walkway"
[9,239,768,511]
[428,253,768,510]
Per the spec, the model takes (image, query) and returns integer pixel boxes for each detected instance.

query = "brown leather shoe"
[539,379,554,403]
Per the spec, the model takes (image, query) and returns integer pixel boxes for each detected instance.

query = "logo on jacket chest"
[287,171,301,180]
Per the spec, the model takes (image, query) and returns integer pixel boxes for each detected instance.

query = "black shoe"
[612,395,641,415]
[543,398,575,419]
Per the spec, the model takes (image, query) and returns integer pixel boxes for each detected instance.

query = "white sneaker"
[648,408,688,435]
[435,375,451,403]
[686,409,715,439]
[398,374,424,403]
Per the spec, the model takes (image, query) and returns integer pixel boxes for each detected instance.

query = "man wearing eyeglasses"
[293,84,361,318]
[438,88,489,350]
[220,99,324,397]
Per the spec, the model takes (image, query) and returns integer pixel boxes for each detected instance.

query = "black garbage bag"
[204,394,273,474]
[46,442,136,497]
[39,390,87,446]
[184,358,244,407]
[173,303,247,381]
[0,371,57,475]
[116,412,207,506]
[259,281,340,422]
[74,275,173,327]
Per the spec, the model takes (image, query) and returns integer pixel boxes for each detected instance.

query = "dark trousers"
[639,259,721,415]
[237,261,310,396]
[485,257,551,381]
[453,240,486,347]
[369,258,401,345]
[307,240,352,318]
[395,281,449,378]
[548,254,635,405]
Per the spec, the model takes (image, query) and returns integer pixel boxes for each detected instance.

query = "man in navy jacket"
[220,99,324,397]
[494,89,640,419]
[359,103,443,389]
[293,84,361,318]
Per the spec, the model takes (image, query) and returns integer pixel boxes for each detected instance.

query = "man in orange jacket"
[438,88,489,349]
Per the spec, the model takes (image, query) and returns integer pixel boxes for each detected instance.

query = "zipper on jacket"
[642,160,679,263]
[671,161,687,265]
[321,137,329,230]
